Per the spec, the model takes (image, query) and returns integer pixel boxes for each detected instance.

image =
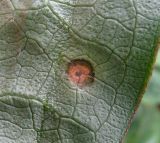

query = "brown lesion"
[67,59,95,86]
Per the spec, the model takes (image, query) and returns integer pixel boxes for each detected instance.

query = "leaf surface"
[0,0,160,143]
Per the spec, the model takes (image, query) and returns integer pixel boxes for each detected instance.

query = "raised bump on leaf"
[67,59,94,86]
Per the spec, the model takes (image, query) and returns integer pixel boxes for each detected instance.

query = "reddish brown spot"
[67,59,94,86]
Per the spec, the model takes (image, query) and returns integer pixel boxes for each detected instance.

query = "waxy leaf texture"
[0,0,160,143]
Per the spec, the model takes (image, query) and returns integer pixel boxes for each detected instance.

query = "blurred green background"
[124,51,160,143]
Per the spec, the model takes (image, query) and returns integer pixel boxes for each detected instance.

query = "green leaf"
[143,52,160,105]
[124,51,160,143]
[0,0,160,143]
[124,103,160,143]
